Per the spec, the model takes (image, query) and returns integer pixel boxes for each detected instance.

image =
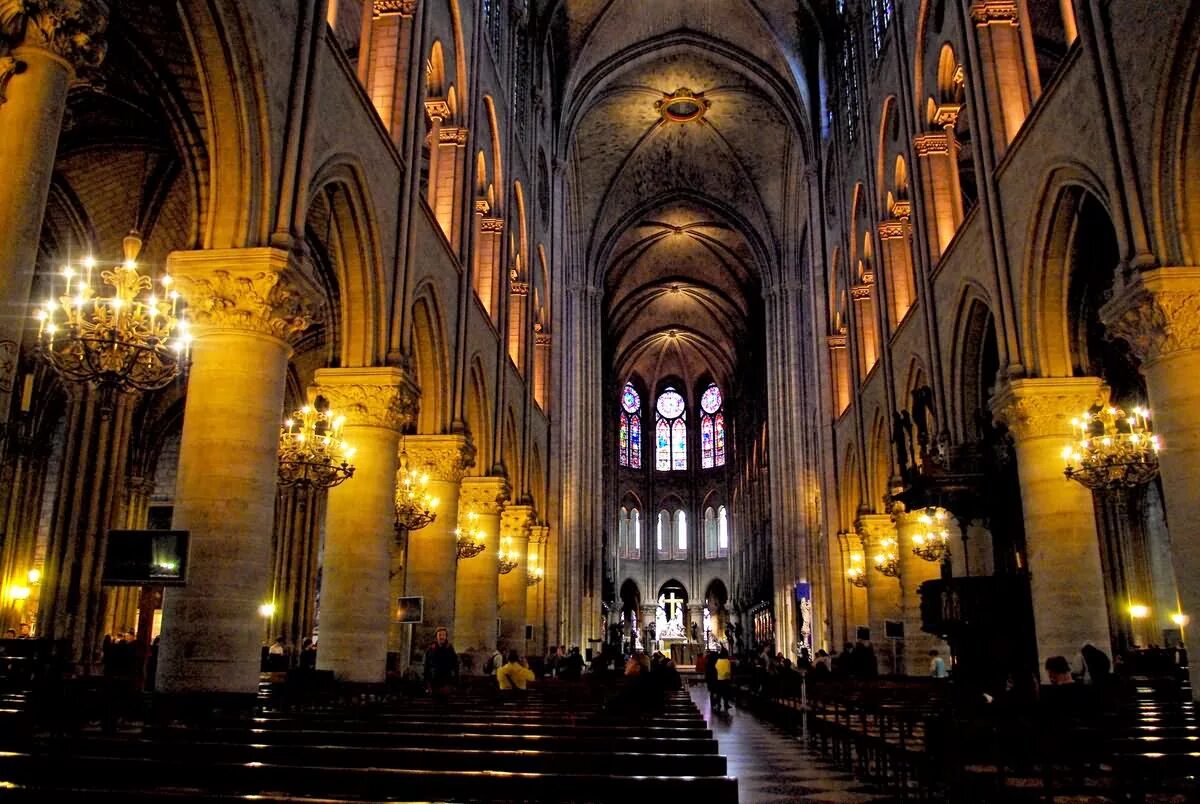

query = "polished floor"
[690,684,902,804]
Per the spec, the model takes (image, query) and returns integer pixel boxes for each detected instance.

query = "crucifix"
[662,591,683,623]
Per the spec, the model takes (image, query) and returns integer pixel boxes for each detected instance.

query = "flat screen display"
[395,596,423,624]
[102,530,189,586]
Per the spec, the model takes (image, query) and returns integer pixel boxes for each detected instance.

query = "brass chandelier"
[395,444,438,533]
[846,552,868,588]
[497,536,519,575]
[873,537,899,577]
[526,564,544,587]
[911,507,951,563]
[455,510,486,560]
[1063,404,1160,490]
[278,405,356,488]
[35,233,190,393]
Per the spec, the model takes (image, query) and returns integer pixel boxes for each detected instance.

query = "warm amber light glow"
[1129,604,1150,620]
[258,602,276,618]
[9,585,31,601]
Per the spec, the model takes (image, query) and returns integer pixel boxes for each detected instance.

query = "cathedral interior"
[0,0,1198,801]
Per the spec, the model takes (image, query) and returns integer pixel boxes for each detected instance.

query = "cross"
[662,592,683,622]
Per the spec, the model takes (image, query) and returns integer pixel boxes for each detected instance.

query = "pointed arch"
[464,355,492,473]
[410,285,450,433]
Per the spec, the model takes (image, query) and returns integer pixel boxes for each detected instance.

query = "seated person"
[498,651,535,691]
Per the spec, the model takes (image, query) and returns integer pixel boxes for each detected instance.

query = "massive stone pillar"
[157,248,312,696]
[313,367,414,683]
[526,523,549,657]
[992,377,1109,677]
[403,434,473,654]
[498,504,533,653]
[913,131,962,260]
[268,485,323,660]
[359,0,417,140]
[455,476,509,671]
[1102,268,1200,657]
[893,506,946,675]
[0,3,106,424]
[858,514,902,675]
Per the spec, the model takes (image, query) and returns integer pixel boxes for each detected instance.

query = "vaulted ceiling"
[546,0,821,394]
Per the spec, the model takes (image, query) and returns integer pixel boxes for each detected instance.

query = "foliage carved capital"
[403,433,475,483]
[460,475,510,515]
[0,0,107,70]
[1099,268,1200,367]
[312,367,420,432]
[990,377,1104,442]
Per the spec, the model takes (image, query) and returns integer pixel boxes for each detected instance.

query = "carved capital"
[311,367,420,432]
[932,102,962,128]
[528,524,549,545]
[402,433,475,483]
[167,248,317,342]
[511,281,529,296]
[970,0,1019,25]
[474,198,491,215]
[535,331,551,347]
[0,54,24,103]
[424,98,450,122]
[827,334,848,349]
[850,283,872,301]
[990,377,1105,442]
[890,199,912,220]
[374,0,416,16]
[501,503,534,540]
[481,217,504,233]
[856,514,896,550]
[878,219,906,240]
[460,475,510,515]
[913,131,953,156]
[0,0,107,70]
[438,125,468,145]
[1099,268,1200,367]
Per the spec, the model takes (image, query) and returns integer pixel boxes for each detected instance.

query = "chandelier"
[456,510,486,560]
[497,536,519,575]
[35,233,190,393]
[912,507,951,563]
[873,537,899,577]
[278,405,356,488]
[1063,403,1160,490]
[395,444,438,532]
[846,553,868,588]
[527,564,544,587]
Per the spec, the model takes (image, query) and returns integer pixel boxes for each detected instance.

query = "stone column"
[858,514,902,675]
[498,504,532,653]
[970,1,1036,155]
[0,429,50,632]
[455,475,509,671]
[268,485,323,660]
[893,506,946,675]
[1101,268,1200,653]
[992,377,1109,677]
[313,367,415,683]
[157,248,313,696]
[525,524,548,656]
[0,3,106,422]
[640,603,657,651]
[360,0,417,140]
[688,603,704,645]
[914,131,961,260]
[403,434,473,654]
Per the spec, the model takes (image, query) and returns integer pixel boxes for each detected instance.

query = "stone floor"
[690,684,903,804]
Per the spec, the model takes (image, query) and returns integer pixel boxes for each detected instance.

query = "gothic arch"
[482,96,504,213]
[465,355,492,473]
[949,284,999,442]
[306,156,387,367]
[868,409,890,513]
[503,406,520,483]
[1153,4,1200,265]
[1022,166,1125,377]
[838,443,861,528]
[410,285,451,433]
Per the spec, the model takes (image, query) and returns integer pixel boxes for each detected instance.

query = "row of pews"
[0,678,739,802]
[734,673,1200,800]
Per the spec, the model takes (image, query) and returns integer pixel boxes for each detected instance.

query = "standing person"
[561,647,584,680]
[704,649,720,709]
[423,627,459,701]
[714,648,734,711]
[485,644,504,679]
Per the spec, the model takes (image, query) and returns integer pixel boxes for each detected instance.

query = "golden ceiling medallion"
[656,87,710,123]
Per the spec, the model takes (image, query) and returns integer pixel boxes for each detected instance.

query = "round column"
[1102,268,1200,659]
[894,506,946,675]
[455,476,509,672]
[402,434,473,655]
[498,505,533,653]
[0,5,106,417]
[313,368,414,683]
[993,376,1109,678]
[858,514,902,675]
[525,524,549,657]
[157,248,312,696]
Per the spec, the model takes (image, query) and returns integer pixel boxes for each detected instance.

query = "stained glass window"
[656,387,687,471]
[718,505,729,557]
[700,383,725,469]
[656,509,669,555]
[704,506,718,558]
[620,383,641,468]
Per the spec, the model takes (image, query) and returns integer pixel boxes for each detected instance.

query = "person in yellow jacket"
[713,648,734,711]
[497,650,535,691]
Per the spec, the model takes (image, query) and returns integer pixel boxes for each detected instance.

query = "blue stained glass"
[701,384,722,414]
[672,419,687,470]
[701,415,714,469]
[715,412,726,467]
[630,415,641,468]
[656,389,685,419]
[619,414,628,466]
[656,419,670,470]
[622,383,640,413]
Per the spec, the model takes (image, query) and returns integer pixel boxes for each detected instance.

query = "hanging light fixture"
[455,510,486,560]
[846,552,868,588]
[526,564,544,587]
[395,442,438,533]
[1063,403,1160,490]
[912,507,951,563]
[35,232,191,393]
[497,536,519,575]
[277,405,356,488]
[873,537,899,577]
